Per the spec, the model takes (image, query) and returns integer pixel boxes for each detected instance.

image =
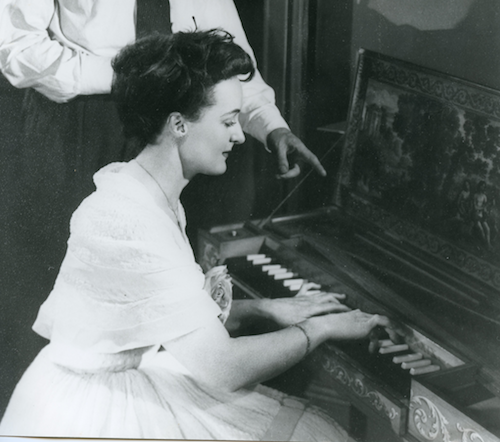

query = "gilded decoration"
[410,391,486,442]
[319,352,399,421]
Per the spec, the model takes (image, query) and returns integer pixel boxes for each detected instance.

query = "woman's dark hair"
[112,29,255,153]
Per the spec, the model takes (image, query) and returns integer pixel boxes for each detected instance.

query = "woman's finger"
[310,290,346,300]
[321,293,347,304]
[310,302,351,316]
[372,314,392,328]
[296,282,321,296]
[305,289,322,296]
[302,292,344,303]
[369,315,404,342]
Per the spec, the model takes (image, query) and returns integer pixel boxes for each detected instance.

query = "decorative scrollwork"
[411,394,451,441]
[321,354,399,421]
[410,394,487,442]
[372,59,500,118]
[457,424,486,442]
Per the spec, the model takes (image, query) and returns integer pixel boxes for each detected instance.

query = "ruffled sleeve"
[33,163,221,353]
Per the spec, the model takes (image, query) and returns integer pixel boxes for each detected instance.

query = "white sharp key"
[262,264,281,272]
[274,272,294,280]
[379,344,409,354]
[247,254,266,261]
[410,365,440,376]
[268,268,288,275]
[379,339,394,348]
[252,257,272,265]
[283,278,304,287]
[393,353,423,364]
[402,359,431,370]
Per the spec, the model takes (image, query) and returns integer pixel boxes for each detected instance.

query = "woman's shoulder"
[70,163,169,241]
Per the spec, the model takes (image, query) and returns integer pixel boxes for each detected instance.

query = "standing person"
[0,31,394,440]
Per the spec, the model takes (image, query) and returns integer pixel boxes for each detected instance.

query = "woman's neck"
[135,143,188,207]
[122,143,189,229]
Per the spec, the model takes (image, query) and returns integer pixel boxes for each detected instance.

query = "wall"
[351,0,500,90]
[255,0,354,214]
[309,0,353,129]
[300,0,354,211]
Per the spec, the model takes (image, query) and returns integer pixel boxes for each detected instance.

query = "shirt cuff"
[79,53,114,96]
[240,104,290,147]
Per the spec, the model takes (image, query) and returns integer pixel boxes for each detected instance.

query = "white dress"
[0,162,349,441]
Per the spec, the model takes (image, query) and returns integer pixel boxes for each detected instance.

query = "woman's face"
[180,77,245,179]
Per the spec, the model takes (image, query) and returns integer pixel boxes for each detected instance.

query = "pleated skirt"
[0,345,349,441]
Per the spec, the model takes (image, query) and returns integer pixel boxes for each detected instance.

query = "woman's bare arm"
[163,310,394,393]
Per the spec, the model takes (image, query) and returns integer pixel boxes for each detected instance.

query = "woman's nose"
[231,121,245,145]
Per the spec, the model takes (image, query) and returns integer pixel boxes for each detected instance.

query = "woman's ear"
[167,112,187,138]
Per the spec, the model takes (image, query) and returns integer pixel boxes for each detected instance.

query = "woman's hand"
[260,283,350,327]
[315,309,398,342]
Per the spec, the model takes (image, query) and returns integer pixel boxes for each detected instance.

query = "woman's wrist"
[289,323,311,358]
[308,316,334,345]
[253,298,276,321]
[294,317,329,353]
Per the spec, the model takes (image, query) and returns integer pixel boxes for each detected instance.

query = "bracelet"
[290,323,311,358]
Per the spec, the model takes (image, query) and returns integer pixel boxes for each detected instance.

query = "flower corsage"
[203,265,233,324]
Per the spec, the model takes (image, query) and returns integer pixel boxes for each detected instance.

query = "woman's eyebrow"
[222,109,240,117]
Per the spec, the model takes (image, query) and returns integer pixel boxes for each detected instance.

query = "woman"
[0,30,394,440]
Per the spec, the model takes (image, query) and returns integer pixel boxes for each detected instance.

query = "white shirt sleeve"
[0,0,114,103]
[171,0,289,144]
[0,0,290,143]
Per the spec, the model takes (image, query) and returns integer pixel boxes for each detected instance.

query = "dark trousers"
[15,90,127,268]
[0,89,127,416]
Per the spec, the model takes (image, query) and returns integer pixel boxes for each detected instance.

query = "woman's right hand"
[316,309,398,342]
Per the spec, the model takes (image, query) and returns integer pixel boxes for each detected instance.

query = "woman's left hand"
[261,282,350,327]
